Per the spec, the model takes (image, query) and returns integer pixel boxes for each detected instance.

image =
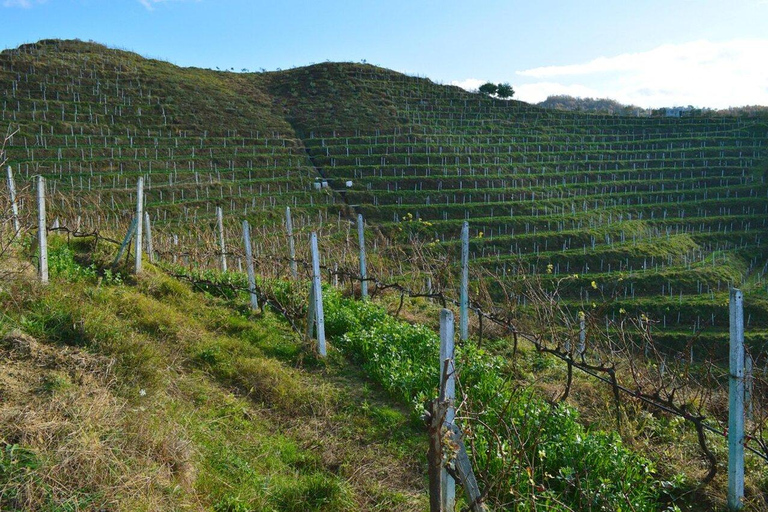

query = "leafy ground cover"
[322,290,675,511]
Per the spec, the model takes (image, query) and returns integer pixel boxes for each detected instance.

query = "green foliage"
[478,82,498,96]
[0,444,40,504]
[478,82,513,98]
[323,289,668,511]
[496,82,514,98]
[46,236,123,285]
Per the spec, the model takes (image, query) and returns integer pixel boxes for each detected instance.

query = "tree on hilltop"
[478,82,514,99]
[496,82,514,98]
[478,82,498,96]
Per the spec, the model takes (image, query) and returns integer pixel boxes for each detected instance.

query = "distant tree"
[496,82,514,99]
[478,82,498,96]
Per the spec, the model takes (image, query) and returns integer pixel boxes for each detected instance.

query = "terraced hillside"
[3,39,768,350]
[0,39,341,266]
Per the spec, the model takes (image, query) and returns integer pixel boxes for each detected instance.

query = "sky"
[3,0,768,109]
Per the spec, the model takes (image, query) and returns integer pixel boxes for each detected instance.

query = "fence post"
[440,308,456,511]
[242,220,259,310]
[144,212,154,264]
[217,206,227,272]
[745,353,753,422]
[36,176,48,284]
[358,213,368,299]
[6,166,20,235]
[113,217,138,268]
[134,177,143,274]
[460,221,469,341]
[728,287,745,511]
[310,232,326,357]
[286,206,298,279]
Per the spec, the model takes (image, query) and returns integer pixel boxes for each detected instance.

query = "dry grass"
[0,330,200,511]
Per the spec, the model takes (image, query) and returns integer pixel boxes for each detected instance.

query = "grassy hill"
[2,39,768,510]
[4,38,767,349]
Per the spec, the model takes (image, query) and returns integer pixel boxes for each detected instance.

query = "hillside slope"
[2,38,768,511]
[3,38,768,348]
[0,237,428,511]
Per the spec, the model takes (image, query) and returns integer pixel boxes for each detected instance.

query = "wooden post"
[310,232,326,357]
[440,309,456,511]
[446,424,488,512]
[745,353,753,422]
[216,206,227,272]
[286,206,298,279]
[728,287,745,511]
[113,217,138,268]
[36,176,48,284]
[358,213,368,299]
[134,177,143,274]
[306,281,316,340]
[428,398,443,512]
[460,222,469,341]
[578,311,586,356]
[144,212,154,264]
[242,220,259,310]
[6,166,20,235]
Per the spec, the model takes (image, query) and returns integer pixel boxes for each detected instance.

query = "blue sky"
[4,0,768,108]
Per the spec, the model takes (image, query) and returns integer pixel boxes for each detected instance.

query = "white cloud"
[514,82,603,105]
[450,78,485,92]
[514,39,768,109]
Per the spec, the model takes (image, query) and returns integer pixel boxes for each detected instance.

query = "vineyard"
[1,39,768,511]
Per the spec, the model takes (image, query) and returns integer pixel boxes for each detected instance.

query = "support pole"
[6,166,19,235]
[36,176,48,284]
[286,206,297,279]
[144,212,154,264]
[310,232,326,357]
[460,221,469,341]
[242,220,259,310]
[728,287,745,511]
[113,217,138,268]
[358,213,368,299]
[134,177,143,274]
[439,309,456,511]
[216,206,227,272]
[578,311,586,356]
[745,353,753,422]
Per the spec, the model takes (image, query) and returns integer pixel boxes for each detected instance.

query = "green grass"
[0,237,428,511]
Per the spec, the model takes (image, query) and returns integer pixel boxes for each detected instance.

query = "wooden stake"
[143,212,154,264]
[460,222,469,341]
[6,166,20,235]
[217,206,227,272]
[358,213,368,299]
[728,287,745,511]
[286,206,297,279]
[439,309,456,511]
[310,232,326,357]
[134,177,143,274]
[113,217,138,268]
[36,176,48,284]
[242,220,259,310]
